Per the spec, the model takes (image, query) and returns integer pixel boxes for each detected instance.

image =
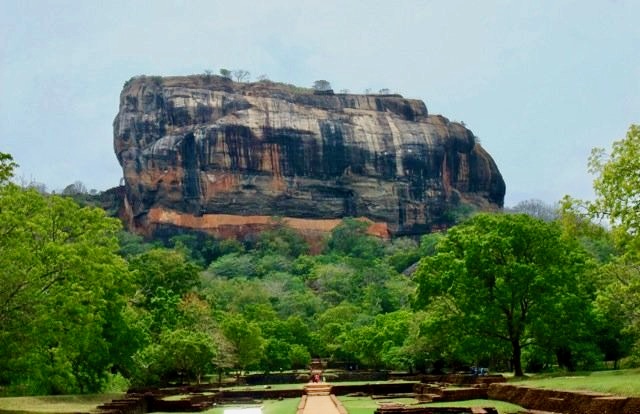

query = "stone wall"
[488,383,640,414]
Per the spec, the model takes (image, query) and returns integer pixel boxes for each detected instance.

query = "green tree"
[256,221,309,258]
[130,248,201,302]
[288,344,311,370]
[414,213,594,376]
[169,232,222,267]
[346,310,412,369]
[157,328,216,383]
[587,124,640,238]
[221,313,264,374]
[261,339,292,372]
[325,218,383,259]
[385,237,421,272]
[0,152,17,184]
[565,124,640,360]
[315,303,363,362]
[208,253,259,279]
[592,259,639,367]
[0,185,135,393]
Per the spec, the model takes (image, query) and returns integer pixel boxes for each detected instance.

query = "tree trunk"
[512,340,524,377]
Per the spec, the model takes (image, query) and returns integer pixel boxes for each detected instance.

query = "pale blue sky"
[1,0,638,206]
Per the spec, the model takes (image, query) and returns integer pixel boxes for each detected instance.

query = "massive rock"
[113,75,505,239]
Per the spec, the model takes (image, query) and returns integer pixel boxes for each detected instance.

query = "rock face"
[113,75,505,238]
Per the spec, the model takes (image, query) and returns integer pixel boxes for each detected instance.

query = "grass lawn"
[338,396,524,414]
[510,368,640,397]
[0,393,123,413]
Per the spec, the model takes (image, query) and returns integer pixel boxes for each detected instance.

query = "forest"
[0,125,639,396]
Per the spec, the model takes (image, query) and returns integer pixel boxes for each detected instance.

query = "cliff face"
[113,75,505,238]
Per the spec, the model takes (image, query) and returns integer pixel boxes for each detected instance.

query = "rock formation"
[113,75,505,239]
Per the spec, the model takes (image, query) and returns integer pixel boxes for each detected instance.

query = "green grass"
[0,393,123,413]
[510,368,640,396]
[338,396,523,414]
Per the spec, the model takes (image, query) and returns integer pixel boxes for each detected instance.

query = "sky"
[1,0,638,207]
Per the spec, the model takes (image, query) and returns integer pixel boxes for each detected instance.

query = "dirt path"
[301,395,342,414]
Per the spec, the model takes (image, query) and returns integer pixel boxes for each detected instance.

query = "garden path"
[301,394,342,414]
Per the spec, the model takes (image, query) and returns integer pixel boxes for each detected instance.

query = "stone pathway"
[301,394,343,414]
[300,383,345,414]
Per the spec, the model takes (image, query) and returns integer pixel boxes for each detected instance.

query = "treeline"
[0,126,639,396]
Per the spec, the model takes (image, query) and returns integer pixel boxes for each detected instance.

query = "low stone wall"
[439,387,489,402]
[488,383,640,414]
[419,375,506,386]
[334,371,390,382]
[296,395,307,414]
[242,370,390,385]
[96,394,149,414]
[374,406,498,414]
[413,383,489,402]
[218,389,304,400]
[149,393,216,412]
[244,373,302,384]
[331,382,417,396]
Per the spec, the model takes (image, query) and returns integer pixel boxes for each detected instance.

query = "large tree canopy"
[573,124,640,360]
[0,183,133,393]
[588,124,640,239]
[414,213,594,376]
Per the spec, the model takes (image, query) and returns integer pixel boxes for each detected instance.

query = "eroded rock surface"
[113,75,505,237]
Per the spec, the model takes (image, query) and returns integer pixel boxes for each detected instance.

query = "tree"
[0,185,136,393]
[414,213,594,376]
[586,124,640,237]
[507,199,558,222]
[158,328,216,383]
[256,221,309,258]
[565,124,640,360]
[221,313,264,374]
[346,310,412,369]
[325,218,383,259]
[129,248,201,301]
[232,69,250,83]
[61,180,88,195]
[169,232,222,267]
[312,80,332,91]
[288,344,311,370]
[207,253,259,279]
[219,68,231,79]
[261,338,291,372]
[0,152,17,184]
[385,237,421,272]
